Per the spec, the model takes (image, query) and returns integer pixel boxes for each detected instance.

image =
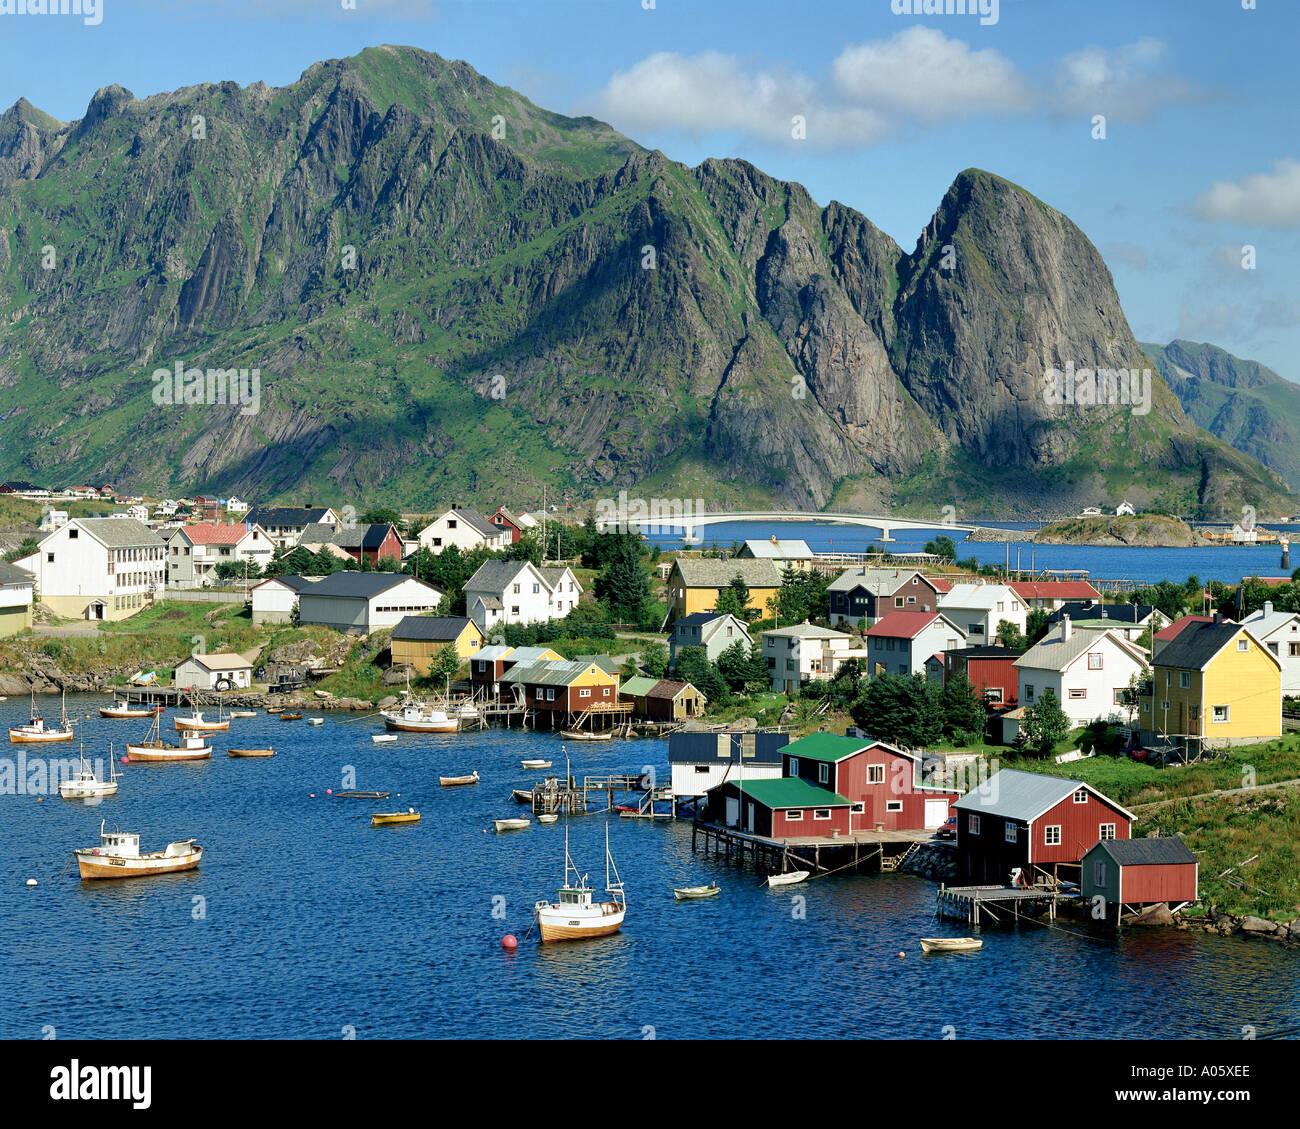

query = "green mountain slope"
[0,45,1290,518]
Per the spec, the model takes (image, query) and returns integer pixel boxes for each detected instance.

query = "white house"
[1240,601,1300,696]
[939,583,1028,643]
[243,506,339,549]
[296,572,442,634]
[249,574,319,626]
[1116,501,1136,517]
[761,622,864,693]
[16,517,165,621]
[463,559,582,633]
[669,612,752,667]
[668,731,788,799]
[165,522,274,588]
[417,505,511,555]
[864,610,967,678]
[1014,619,1149,728]
[39,509,69,532]
[173,652,253,691]
[225,497,249,515]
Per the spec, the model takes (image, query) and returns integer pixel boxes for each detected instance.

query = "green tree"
[426,643,461,688]
[361,507,405,532]
[995,618,1026,649]
[594,541,651,623]
[939,670,986,740]
[640,642,670,679]
[1024,608,1051,645]
[716,639,768,694]
[3,535,38,564]
[924,534,957,560]
[851,673,941,747]
[1018,688,1071,757]
[713,573,755,621]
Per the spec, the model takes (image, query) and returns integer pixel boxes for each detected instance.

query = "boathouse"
[954,768,1134,884]
[669,730,788,799]
[706,777,853,837]
[391,615,485,671]
[1079,836,1198,914]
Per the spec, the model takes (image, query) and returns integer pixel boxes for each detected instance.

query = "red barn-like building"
[954,768,1134,883]
[944,644,1023,708]
[1080,837,1198,915]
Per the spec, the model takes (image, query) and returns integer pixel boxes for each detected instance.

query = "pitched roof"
[827,566,922,594]
[174,522,251,545]
[506,646,563,664]
[1047,601,1155,626]
[538,566,577,591]
[469,644,514,662]
[464,559,536,593]
[1090,837,1197,867]
[646,679,698,700]
[183,652,252,670]
[926,576,954,593]
[1008,580,1102,601]
[246,506,333,529]
[670,557,783,589]
[435,505,500,538]
[391,615,476,642]
[574,653,620,674]
[945,645,1025,661]
[731,777,851,809]
[1239,607,1300,637]
[762,622,853,640]
[667,730,790,764]
[72,517,163,549]
[501,659,613,687]
[620,676,658,697]
[940,583,1019,610]
[1154,614,1215,642]
[781,733,873,764]
[740,538,814,559]
[1155,620,1269,672]
[299,572,436,600]
[0,560,34,586]
[865,610,947,639]
[255,574,318,593]
[1015,627,1146,672]
[954,768,1135,822]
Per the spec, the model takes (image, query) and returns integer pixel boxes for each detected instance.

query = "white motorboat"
[59,750,121,799]
[10,690,74,744]
[382,701,458,733]
[520,759,552,770]
[533,825,626,943]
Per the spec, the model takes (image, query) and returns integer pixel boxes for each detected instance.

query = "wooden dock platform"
[937,883,1082,926]
[692,822,938,877]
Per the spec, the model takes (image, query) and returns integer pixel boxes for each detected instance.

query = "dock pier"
[936,884,1081,927]
[691,822,936,877]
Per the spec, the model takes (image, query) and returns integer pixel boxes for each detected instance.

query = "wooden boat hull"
[228,748,275,758]
[99,707,151,718]
[279,714,303,722]
[674,886,721,900]
[494,819,530,832]
[512,789,534,803]
[920,937,983,953]
[440,774,479,787]
[385,718,457,733]
[126,745,211,762]
[10,729,74,743]
[75,845,202,880]
[174,718,229,731]
[558,730,612,741]
[371,812,420,826]
[537,907,625,943]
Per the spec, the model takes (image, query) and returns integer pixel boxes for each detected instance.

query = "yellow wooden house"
[666,558,783,623]
[390,615,484,675]
[1140,616,1282,749]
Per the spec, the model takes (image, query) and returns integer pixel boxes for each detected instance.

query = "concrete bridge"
[613,509,982,543]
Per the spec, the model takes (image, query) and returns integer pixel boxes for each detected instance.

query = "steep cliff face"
[0,46,1290,517]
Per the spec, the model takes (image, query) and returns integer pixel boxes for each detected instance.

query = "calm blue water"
[645,522,1300,585]
[2,694,1296,1039]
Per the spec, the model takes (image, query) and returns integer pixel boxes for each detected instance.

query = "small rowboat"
[307,717,324,726]
[920,937,983,954]
[767,870,810,888]
[538,814,559,824]
[494,818,530,832]
[372,811,420,826]
[521,759,552,769]
[674,883,721,900]
[228,748,275,758]
[230,710,258,718]
[279,713,303,722]
[511,788,534,804]
[440,771,480,787]
[372,734,398,744]
[336,791,390,799]
[266,707,285,714]
[558,729,612,741]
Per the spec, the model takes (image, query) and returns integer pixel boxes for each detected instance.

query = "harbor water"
[1,695,1295,1039]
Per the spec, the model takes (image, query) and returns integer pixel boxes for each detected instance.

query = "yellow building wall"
[41,594,146,622]
[0,603,31,636]
[1146,631,1281,742]
[392,624,484,675]
[670,584,780,620]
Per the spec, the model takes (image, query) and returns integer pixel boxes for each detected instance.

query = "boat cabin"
[100,830,140,856]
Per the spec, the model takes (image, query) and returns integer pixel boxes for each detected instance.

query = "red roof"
[926,577,954,593]
[1250,577,1293,587]
[1008,581,1102,600]
[180,522,249,545]
[865,610,941,639]
[1154,614,1214,642]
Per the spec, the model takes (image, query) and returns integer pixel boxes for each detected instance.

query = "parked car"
[936,816,957,841]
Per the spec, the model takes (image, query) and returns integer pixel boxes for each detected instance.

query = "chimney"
[1062,614,1072,641]
[1213,612,1223,625]
[1264,601,1274,617]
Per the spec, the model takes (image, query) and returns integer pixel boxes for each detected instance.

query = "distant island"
[1033,513,1208,547]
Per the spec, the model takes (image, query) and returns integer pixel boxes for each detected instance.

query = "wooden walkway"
[692,822,938,876]
[937,884,1081,926]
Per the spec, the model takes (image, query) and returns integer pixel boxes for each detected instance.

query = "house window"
[1290,642,1300,658]
[512,583,520,594]
[68,528,78,539]
[851,802,865,814]
[1099,823,1116,840]
[786,810,803,822]
[1160,699,1170,711]
[694,765,710,774]
[1237,639,1249,652]
[895,597,904,608]
[1179,671,1191,689]
[1005,822,1017,843]
[885,801,902,812]
[433,538,442,547]
[447,519,457,529]
[579,689,591,698]
[1268,642,1279,655]
[1024,684,1034,701]
[1087,653,1102,669]
[812,809,832,821]
[1044,825,1062,846]
[817,764,828,784]
[1212,705,1230,723]
[511,606,519,615]
[1069,688,1086,699]
[968,815,980,834]
[788,758,799,776]
[545,689,555,701]
[1074,788,1088,804]
[867,765,884,784]
[532,584,540,594]
[1094,861,1107,886]
[47,553,54,563]
[986,687,1003,703]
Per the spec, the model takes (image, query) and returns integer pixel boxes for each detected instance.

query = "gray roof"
[1155,621,1246,671]
[259,574,317,592]
[465,559,534,593]
[74,517,163,549]
[442,505,499,538]
[955,768,1135,822]
[1015,627,1143,672]
[299,572,437,600]
[391,615,475,642]
[667,730,790,764]
[827,566,921,594]
[246,506,333,529]
[671,558,782,588]
[1090,837,1197,866]
[0,560,34,586]
[538,566,578,591]
[501,659,600,687]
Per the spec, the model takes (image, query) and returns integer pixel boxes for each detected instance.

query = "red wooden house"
[954,768,1134,883]
[1007,580,1101,611]
[944,644,1024,708]
[489,506,528,544]
[708,777,853,838]
[1080,837,1198,914]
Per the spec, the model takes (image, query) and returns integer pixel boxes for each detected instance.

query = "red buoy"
[120,756,128,764]
[326,788,333,795]
[309,793,316,798]
[501,935,518,951]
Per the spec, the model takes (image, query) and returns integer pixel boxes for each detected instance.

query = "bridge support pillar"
[876,526,895,543]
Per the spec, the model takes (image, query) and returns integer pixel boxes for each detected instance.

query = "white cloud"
[1052,38,1195,122]
[831,27,1028,120]
[1194,160,1300,229]
[1103,242,1149,272]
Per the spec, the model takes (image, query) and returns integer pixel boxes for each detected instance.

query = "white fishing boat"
[126,715,212,762]
[10,690,74,744]
[456,701,480,720]
[173,706,229,732]
[494,817,531,832]
[59,749,121,799]
[99,698,152,719]
[534,825,626,943]
[766,870,810,888]
[74,820,202,881]
[307,717,324,726]
[382,700,458,733]
[920,937,983,954]
[520,758,552,770]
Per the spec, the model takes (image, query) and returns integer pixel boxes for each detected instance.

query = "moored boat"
[766,870,810,888]
[920,937,983,954]
[533,825,625,943]
[382,701,457,733]
[335,790,390,799]
[10,691,74,744]
[494,817,531,832]
[74,820,202,880]
[126,715,212,762]
[59,751,121,799]
[440,771,480,787]
[99,699,152,719]
[372,734,398,744]
[307,717,324,726]
[674,883,721,900]
[558,729,612,741]
[279,713,304,722]
[538,814,559,824]
[372,810,420,826]
[228,748,276,758]
[521,758,552,769]
[511,788,534,804]
[229,710,258,718]
[173,706,230,731]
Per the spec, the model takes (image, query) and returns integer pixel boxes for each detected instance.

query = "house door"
[725,796,739,828]
[924,799,949,829]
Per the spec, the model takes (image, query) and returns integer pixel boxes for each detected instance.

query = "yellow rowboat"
[279,713,304,722]
[371,811,420,826]
[228,748,276,758]
[920,937,983,954]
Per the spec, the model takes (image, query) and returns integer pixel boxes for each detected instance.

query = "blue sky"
[3,0,1298,379]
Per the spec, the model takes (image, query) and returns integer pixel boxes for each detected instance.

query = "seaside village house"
[618,676,704,722]
[462,560,582,634]
[954,768,1135,885]
[1240,601,1300,696]
[298,521,404,566]
[295,572,441,635]
[1044,601,1166,644]
[243,506,339,550]
[669,611,752,669]
[1006,579,1102,612]
[761,622,865,694]
[0,560,35,636]
[390,615,485,674]
[669,731,790,805]
[417,504,511,555]
[17,517,165,621]
[248,574,319,625]
[865,610,967,678]
[735,537,816,571]
[665,558,782,624]
[1140,615,1282,751]
[468,644,564,699]
[1012,619,1149,731]
[488,506,537,543]
[1080,837,1199,921]
[172,652,254,691]
[943,644,1024,709]
[706,733,961,838]
[826,567,952,628]
[938,582,1028,642]
[165,522,274,589]
[498,657,624,731]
